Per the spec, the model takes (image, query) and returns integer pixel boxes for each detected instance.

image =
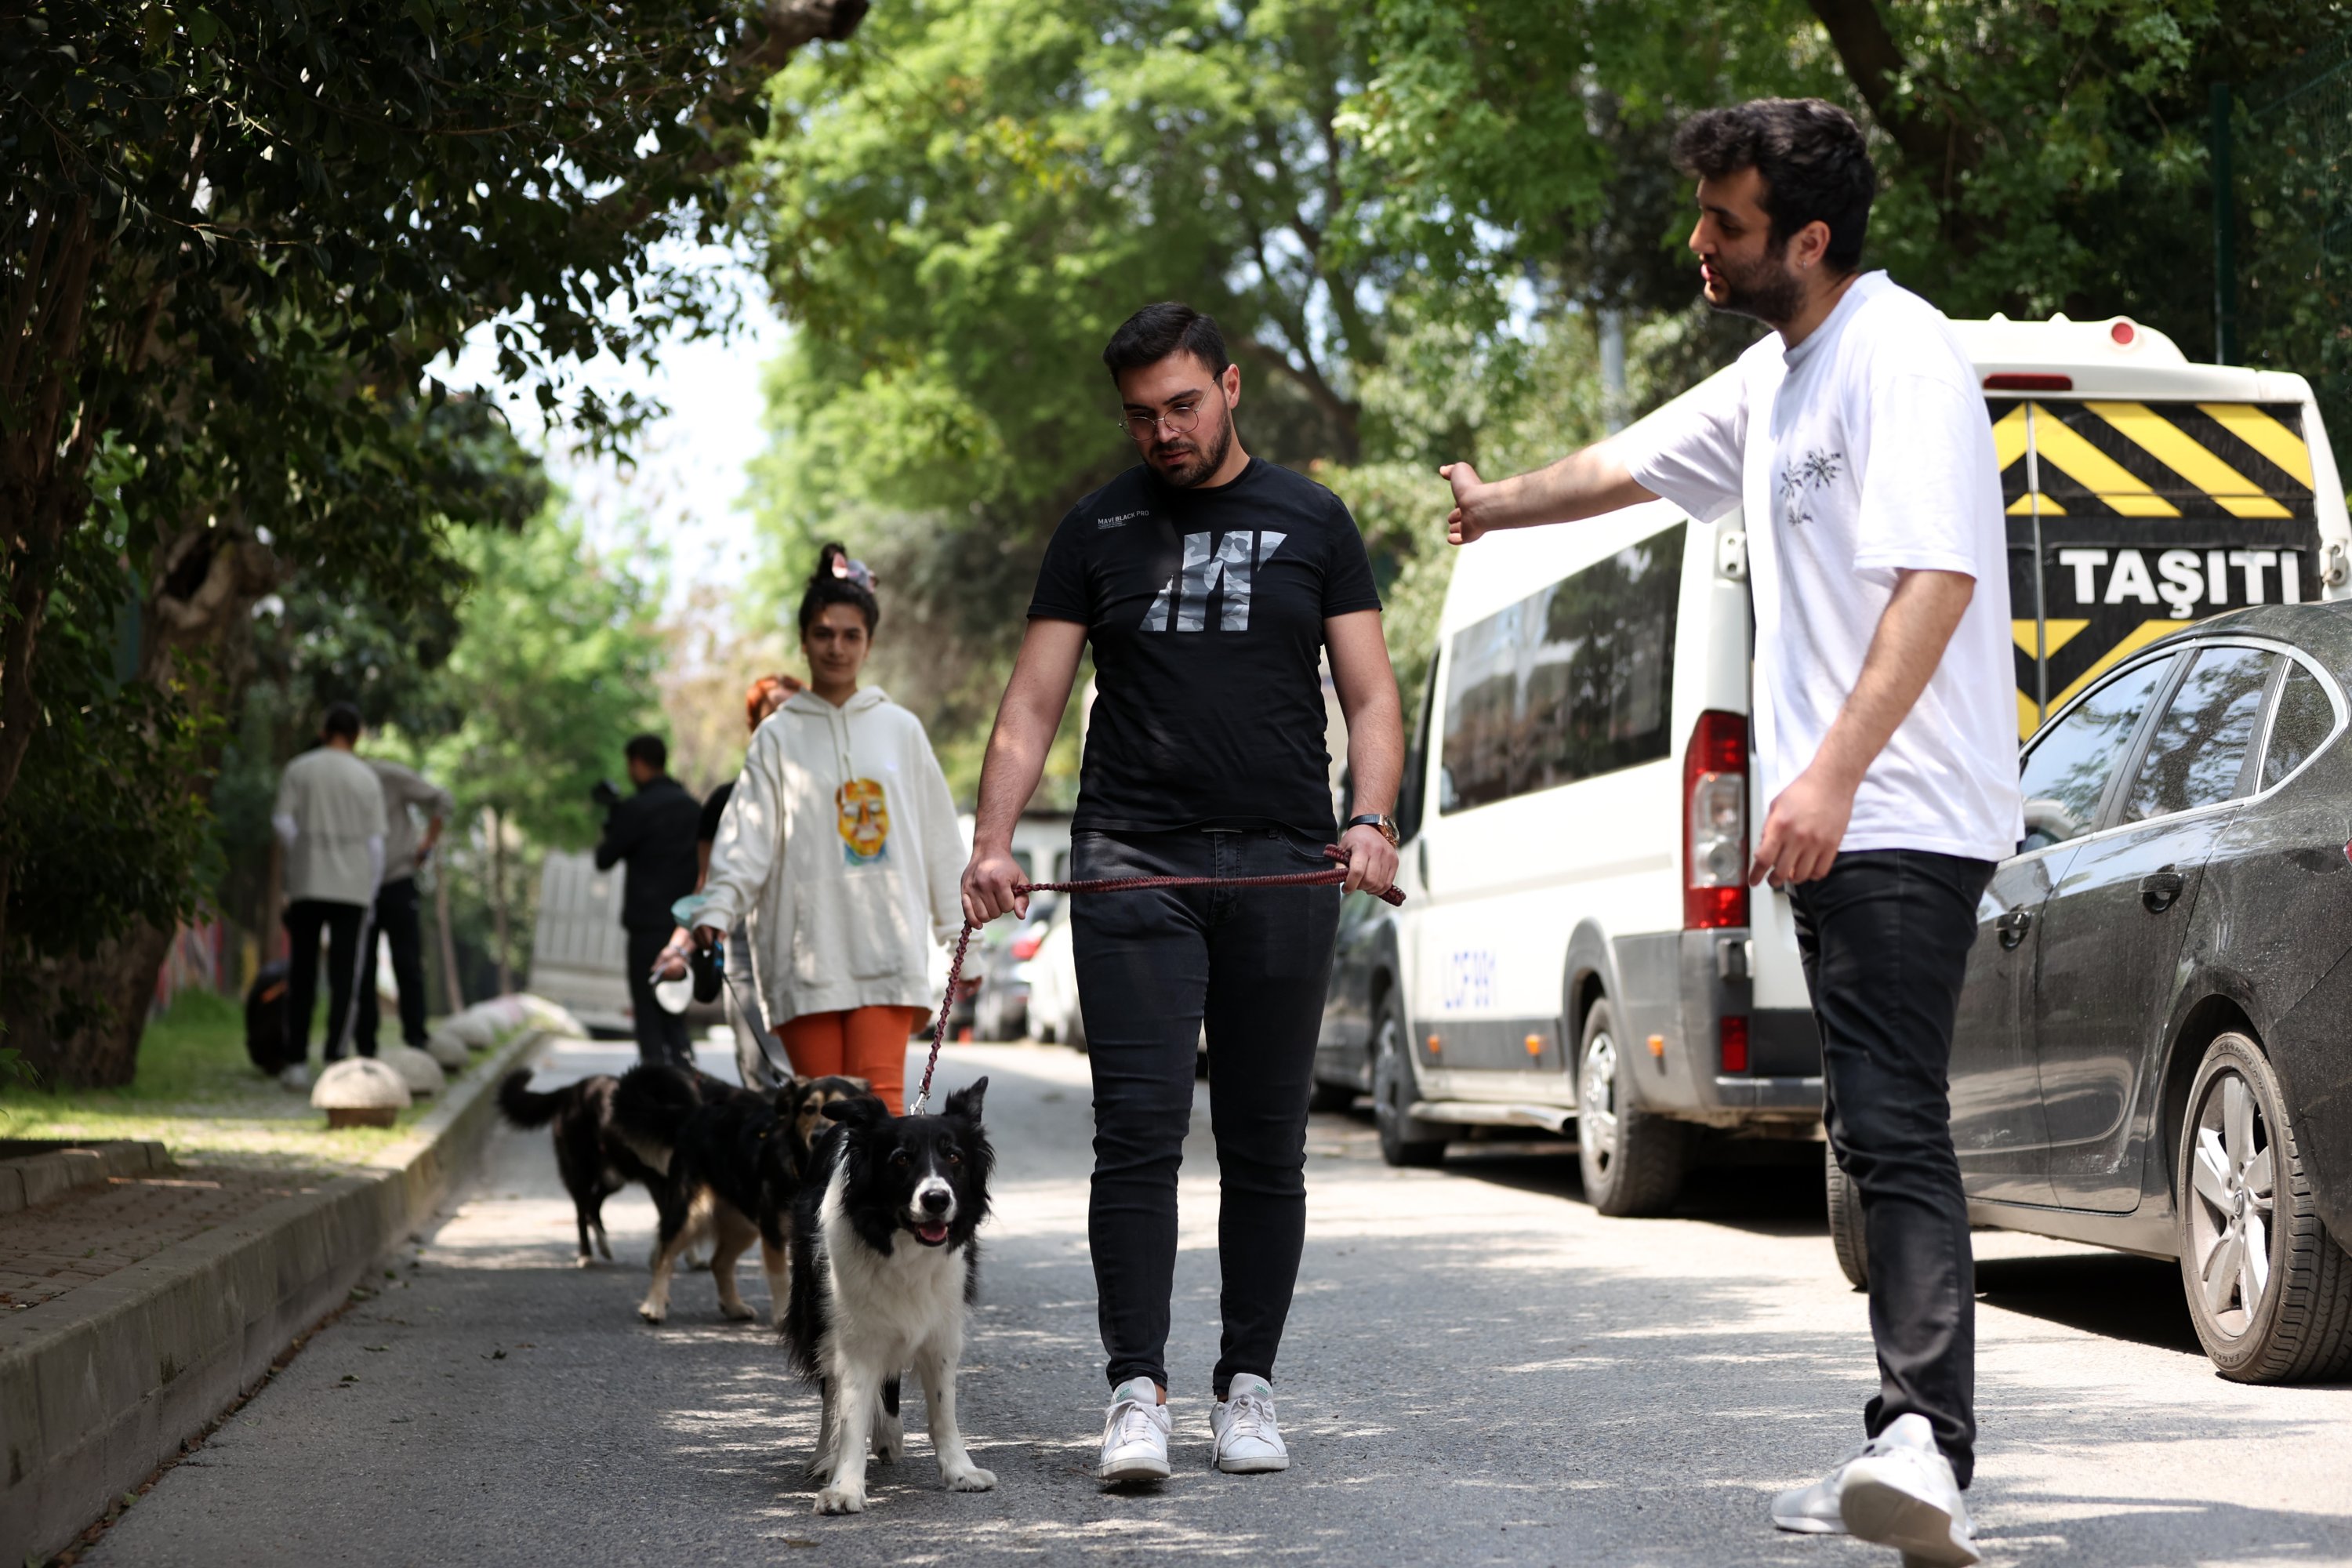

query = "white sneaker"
[278,1062,312,1092]
[1836,1414,1979,1566]
[1210,1373,1289,1474]
[1098,1377,1171,1482]
[1771,1439,1868,1534]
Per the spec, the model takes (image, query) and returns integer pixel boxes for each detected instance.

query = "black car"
[1827,601,2352,1382]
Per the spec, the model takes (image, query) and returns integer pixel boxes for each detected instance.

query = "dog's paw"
[720,1299,757,1322]
[814,1485,866,1515]
[636,1301,667,1324]
[945,1465,997,1494]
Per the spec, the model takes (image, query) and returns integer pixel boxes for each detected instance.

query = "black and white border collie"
[785,1078,996,1514]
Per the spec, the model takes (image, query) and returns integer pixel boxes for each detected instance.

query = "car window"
[2017,655,2176,850]
[2122,645,2277,822]
[2261,660,2337,789]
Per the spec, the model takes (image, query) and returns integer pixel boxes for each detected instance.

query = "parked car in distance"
[1026,898,1082,1049]
[1826,601,2352,1384]
[973,894,1059,1041]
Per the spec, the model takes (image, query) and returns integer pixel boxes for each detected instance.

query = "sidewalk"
[0,1025,544,1566]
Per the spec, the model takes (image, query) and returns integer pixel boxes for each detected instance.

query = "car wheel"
[1574,1000,1688,1217]
[1824,1142,1868,1291]
[2176,1032,2352,1382]
[1372,996,1446,1167]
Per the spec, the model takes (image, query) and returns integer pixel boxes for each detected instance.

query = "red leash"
[911,845,1406,1113]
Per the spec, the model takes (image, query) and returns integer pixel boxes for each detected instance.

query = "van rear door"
[1994,397,2325,737]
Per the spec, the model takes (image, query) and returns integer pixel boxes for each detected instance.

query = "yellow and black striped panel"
[1990,398,2322,737]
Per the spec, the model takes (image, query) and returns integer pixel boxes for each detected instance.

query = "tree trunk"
[5,919,176,1090]
[488,807,514,996]
[434,866,466,1015]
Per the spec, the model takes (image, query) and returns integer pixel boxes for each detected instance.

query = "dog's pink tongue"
[917,1221,949,1243]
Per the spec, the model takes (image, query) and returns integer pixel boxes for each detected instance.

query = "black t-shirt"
[698,779,733,845]
[1028,457,1381,837]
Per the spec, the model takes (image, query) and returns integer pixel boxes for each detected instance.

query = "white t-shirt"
[1614,271,2024,862]
[274,746,389,906]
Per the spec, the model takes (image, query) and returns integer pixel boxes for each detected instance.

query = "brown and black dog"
[499,1069,688,1268]
[613,1066,880,1325]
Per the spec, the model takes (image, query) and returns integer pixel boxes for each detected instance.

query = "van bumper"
[1610,931,1823,1127]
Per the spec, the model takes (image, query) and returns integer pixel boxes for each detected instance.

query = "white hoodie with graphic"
[699,687,964,1027]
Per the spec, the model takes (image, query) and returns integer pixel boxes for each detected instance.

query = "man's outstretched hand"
[1439,461,1487,546]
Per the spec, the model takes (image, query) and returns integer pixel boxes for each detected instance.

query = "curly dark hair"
[1671,99,1876,274]
[798,542,880,636]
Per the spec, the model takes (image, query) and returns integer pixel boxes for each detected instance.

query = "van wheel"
[1824,1142,1868,1291]
[1373,998,1446,1167]
[2176,1033,2352,1382]
[1574,1000,1687,1217]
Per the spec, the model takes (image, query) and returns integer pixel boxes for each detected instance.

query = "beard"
[1147,404,1236,488]
[1701,245,1805,327]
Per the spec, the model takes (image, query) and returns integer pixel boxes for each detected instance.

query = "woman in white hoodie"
[693,546,964,1112]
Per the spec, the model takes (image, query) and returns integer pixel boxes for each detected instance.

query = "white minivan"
[1324,314,2352,1215]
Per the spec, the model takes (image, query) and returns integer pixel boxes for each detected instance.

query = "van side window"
[1439,524,1684,813]
[1394,646,1439,844]
[2261,661,2336,789]
[2016,654,2174,850]
[2122,645,2277,822]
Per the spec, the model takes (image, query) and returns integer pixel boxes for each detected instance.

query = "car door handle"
[1994,909,2034,949]
[2139,869,2185,913]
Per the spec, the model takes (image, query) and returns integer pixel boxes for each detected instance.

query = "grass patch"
[0,990,491,1174]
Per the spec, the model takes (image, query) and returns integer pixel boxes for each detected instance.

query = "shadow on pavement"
[1973,1252,2205,1356]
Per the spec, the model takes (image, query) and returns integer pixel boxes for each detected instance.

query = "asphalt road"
[89,1033,2352,1567]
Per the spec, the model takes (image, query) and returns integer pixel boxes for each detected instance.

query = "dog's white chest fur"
[815,1163,967,1364]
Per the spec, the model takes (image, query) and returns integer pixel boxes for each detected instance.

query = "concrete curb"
[0,1142,172,1218]
[0,1028,546,1566]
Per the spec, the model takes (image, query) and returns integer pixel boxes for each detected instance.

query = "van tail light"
[1684,710,1750,930]
[1011,932,1044,960]
[1719,1015,1750,1073]
[1983,372,2073,391]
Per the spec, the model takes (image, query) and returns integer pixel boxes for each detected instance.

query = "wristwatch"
[1345,811,1400,848]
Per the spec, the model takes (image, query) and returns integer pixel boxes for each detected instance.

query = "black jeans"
[1071,826,1343,1399]
[358,876,429,1052]
[1789,848,1994,1488]
[626,924,695,1069]
[283,898,372,1064]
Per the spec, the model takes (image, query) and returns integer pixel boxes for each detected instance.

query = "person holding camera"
[593,734,702,1068]
[694,546,964,1112]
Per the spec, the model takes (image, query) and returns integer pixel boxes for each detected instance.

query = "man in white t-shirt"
[1439,100,2019,1568]
[272,702,390,1089]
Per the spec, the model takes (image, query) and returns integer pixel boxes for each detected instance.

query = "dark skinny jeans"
[1789,848,1995,1489]
[1071,826,1343,1400]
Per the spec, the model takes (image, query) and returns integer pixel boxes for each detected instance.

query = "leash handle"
[912,848,1405,1114]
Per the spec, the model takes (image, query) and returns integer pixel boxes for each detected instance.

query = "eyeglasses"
[1117,401,1205,443]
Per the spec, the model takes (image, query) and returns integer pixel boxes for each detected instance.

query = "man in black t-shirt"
[962,303,1404,1484]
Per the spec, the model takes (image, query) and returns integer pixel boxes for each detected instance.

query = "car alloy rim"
[2188,1069,2278,1337]
[1581,1034,1620,1171]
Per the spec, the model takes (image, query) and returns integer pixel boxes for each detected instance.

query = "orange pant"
[775,1006,926,1113]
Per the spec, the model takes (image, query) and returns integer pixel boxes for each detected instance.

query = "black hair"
[798,542,880,636]
[1671,99,1876,273]
[1102,302,1231,382]
[623,734,667,772]
[321,702,362,742]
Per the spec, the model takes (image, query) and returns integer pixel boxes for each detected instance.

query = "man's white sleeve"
[1854,373,1988,578]
[1611,361,1749,524]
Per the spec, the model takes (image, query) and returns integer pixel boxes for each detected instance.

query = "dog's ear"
[844,1075,870,1091]
[944,1076,988,1123]
[824,1094,889,1127]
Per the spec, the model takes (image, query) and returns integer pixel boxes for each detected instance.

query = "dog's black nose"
[920,1188,951,1215]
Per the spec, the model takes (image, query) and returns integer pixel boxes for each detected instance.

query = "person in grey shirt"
[359,756,455,1054]
[272,702,389,1087]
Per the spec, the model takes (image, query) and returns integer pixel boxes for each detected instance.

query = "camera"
[590,779,621,810]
